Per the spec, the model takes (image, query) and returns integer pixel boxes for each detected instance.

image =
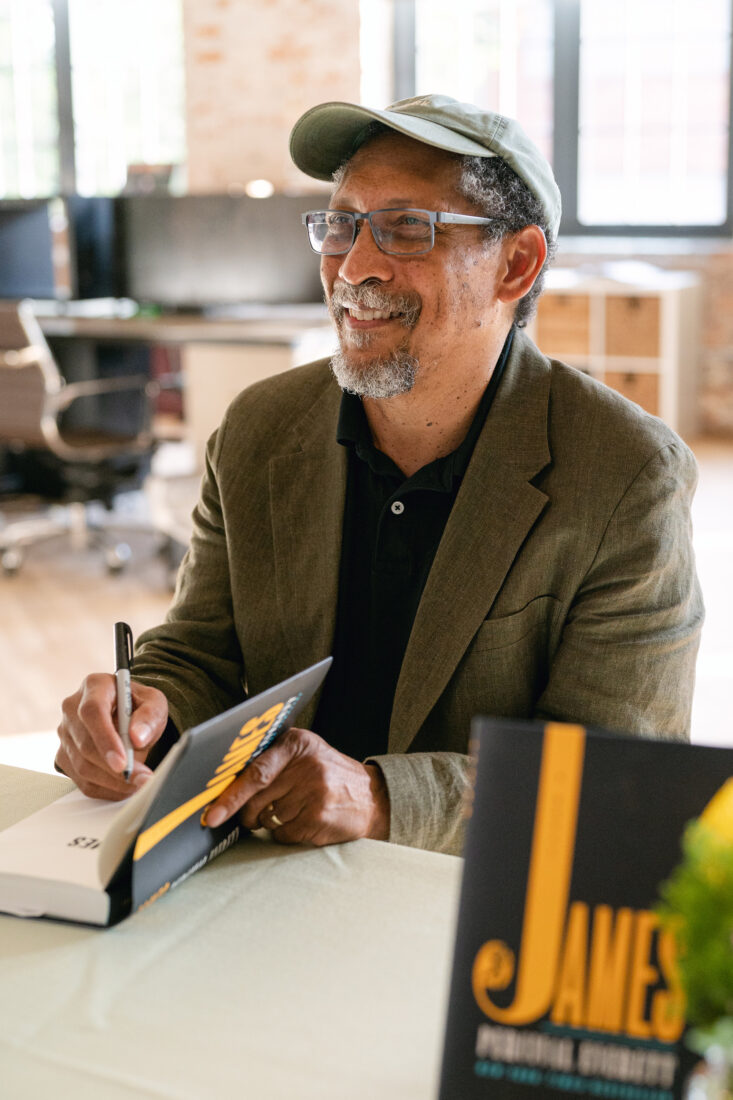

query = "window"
[389,0,733,236]
[0,0,185,199]
[574,0,731,230]
[0,0,59,198]
[68,0,186,196]
[412,0,553,164]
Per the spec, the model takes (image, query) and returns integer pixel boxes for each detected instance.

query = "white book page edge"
[0,736,186,892]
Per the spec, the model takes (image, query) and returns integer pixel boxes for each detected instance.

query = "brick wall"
[696,251,733,435]
[179,1,733,437]
[182,0,361,193]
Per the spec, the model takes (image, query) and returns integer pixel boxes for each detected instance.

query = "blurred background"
[0,0,730,763]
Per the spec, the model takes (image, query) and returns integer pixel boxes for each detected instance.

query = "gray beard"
[327,281,421,398]
[330,344,419,399]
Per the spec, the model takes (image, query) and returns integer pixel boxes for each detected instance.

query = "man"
[56,95,703,856]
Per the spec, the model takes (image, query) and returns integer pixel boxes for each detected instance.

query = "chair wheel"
[105,543,132,573]
[1,548,23,575]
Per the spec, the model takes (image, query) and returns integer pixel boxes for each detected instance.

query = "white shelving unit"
[529,264,702,438]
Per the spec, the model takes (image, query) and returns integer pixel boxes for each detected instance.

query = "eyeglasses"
[301,208,504,256]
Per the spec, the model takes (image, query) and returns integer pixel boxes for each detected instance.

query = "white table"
[0,765,462,1099]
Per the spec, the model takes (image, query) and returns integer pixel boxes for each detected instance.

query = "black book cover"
[114,658,331,921]
[439,719,733,1100]
[0,661,332,926]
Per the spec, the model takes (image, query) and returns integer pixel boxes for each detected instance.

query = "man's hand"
[56,674,169,800]
[204,727,390,846]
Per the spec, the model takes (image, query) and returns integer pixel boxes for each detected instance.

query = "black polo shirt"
[312,328,514,760]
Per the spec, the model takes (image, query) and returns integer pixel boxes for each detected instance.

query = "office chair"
[0,299,158,574]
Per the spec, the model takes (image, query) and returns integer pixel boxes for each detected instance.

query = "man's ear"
[496,225,548,305]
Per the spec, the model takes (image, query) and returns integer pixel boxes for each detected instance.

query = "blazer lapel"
[389,334,553,752]
[268,380,346,722]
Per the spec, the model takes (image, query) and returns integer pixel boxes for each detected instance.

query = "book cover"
[439,719,733,1100]
[0,658,331,927]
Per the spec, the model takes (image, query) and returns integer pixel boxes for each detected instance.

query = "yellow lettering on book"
[549,906,686,1039]
[472,723,586,1025]
[470,724,686,1044]
[133,701,288,862]
[206,704,285,789]
[653,926,685,1042]
[625,910,660,1038]
[133,776,233,861]
[586,905,634,1032]
[551,902,589,1028]
[472,941,516,1001]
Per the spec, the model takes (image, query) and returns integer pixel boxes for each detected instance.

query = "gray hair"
[456,155,557,327]
[333,120,556,327]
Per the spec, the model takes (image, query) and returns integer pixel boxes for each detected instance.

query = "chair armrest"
[0,347,44,368]
[53,375,157,412]
[42,376,159,463]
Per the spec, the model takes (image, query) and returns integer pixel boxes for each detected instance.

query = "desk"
[35,301,337,468]
[0,766,462,1099]
[36,302,332,347]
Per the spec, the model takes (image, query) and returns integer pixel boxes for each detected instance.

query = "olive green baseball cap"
[289,93,562,238]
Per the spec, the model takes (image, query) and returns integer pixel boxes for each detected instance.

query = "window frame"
[0,0,185,201]
[52,0,76,194]
[393,0,733,238]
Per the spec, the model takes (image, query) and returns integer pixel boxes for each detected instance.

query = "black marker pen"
[113,622,134,782]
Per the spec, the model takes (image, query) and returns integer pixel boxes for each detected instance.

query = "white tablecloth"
[0,765,463,1099]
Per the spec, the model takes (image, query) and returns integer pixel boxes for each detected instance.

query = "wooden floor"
[0,503,172,766]
[1,437,731,773]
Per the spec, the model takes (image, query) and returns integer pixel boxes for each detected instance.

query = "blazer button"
[391,500,405,515]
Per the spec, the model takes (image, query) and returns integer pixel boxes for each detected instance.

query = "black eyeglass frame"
[301,207,505,256]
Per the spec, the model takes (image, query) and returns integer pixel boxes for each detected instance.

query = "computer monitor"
[116,194,323,307]
[0,202,56,299]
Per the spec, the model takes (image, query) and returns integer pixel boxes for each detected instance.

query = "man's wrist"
[365,763,390,841]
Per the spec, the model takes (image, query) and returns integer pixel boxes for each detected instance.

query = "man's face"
[320,132,506,400]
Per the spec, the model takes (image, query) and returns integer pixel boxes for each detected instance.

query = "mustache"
[328,282,421,327]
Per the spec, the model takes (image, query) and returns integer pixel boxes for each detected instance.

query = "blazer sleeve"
[370,440,704,857]
[366,750,473,855]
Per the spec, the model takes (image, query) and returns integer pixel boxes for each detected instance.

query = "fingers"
[204,731,304,828]
[203,727,389,847]
[247,780,303,831]
[57,674,167,800]
[54,740,148,801]
[257,800,288,832]
[128,682,169,752]
[73,674,125,770]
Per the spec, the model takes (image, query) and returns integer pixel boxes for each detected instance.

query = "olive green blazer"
[134,330,703,854]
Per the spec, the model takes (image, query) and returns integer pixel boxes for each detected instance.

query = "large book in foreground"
[439,719,733,1100]
[0,659,331,927]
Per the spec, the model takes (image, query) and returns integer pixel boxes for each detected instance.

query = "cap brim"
[289,101,494,181]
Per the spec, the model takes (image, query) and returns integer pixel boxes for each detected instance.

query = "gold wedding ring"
[267,803,284,828]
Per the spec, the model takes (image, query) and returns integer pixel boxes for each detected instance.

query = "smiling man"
[56,96,703,856]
